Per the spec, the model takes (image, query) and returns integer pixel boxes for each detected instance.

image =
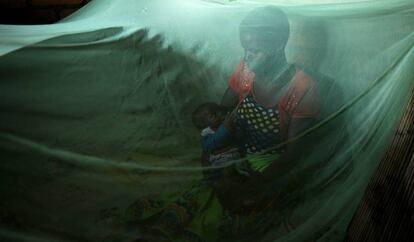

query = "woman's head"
[240,6,290,51]
[240,7,290,74]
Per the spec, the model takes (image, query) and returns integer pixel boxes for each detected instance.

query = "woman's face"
[240,33,284,78]
[241,33,269,74]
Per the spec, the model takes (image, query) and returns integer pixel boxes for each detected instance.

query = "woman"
[223,6,320,177]
[218,6,321,239]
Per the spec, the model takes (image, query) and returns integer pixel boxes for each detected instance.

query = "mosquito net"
[0,0,413,241]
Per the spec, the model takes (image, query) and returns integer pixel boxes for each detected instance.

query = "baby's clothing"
[201,124,241,166]
[200,124,250,186]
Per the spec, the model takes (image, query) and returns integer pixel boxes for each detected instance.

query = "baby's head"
[192,103,227,130]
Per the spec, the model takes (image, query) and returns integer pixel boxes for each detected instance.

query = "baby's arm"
[201,124,229,154]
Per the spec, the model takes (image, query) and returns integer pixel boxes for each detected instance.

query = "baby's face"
[205,106,226,129]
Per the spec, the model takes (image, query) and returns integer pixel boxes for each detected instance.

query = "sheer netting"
[0,0,413,241]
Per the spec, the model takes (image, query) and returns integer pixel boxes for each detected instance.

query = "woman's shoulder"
[290,66,318,92]
[279,66,321,117]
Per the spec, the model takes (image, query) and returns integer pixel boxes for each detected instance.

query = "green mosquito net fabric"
[1,0,414,241]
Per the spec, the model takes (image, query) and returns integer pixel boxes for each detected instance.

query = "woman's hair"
[192,102,219,130]
[239,6,290,50]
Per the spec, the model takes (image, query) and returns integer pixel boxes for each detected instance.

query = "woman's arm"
[262,117,315,180]
[235,118,315,205]
[221,87,239,111]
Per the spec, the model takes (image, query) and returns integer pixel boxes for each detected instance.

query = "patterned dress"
[236,93,283,172]
[229,61,320,172]
[219,62,321,241]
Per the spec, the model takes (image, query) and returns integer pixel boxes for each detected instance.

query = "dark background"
[1,1,413,241]
[0,0,91,24]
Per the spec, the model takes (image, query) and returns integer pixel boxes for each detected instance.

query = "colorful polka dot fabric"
[236,94,283,155]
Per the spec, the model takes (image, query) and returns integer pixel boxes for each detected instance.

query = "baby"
[192,102,239,160]
[192,102,244,185]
